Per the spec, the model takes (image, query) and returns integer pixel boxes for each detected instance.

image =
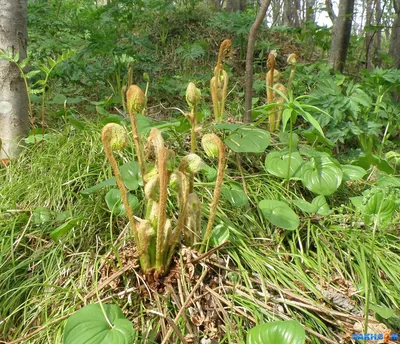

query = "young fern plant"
[266,51,288,132]
[210,39,231,123]
[185,82,201,154]
[101,123,142,260]
[101,125,214,276]
[126,85,147,182]
[200,134,226,253]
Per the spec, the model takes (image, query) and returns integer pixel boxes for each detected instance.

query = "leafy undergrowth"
[1,122,400,343]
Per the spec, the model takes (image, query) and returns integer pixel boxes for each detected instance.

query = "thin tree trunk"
[389,0,400,100]
[325,0,337,24]
[0,0,29,161]
[305,0,315,23]
[364,0,374,69]
[244,0,272,122]
[283,0,293,25]
[373,0,382,67]
[328,0,355,72]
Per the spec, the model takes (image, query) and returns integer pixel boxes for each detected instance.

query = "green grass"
[1,120,400,343]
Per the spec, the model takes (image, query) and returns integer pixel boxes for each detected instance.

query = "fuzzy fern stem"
[200,134,226,253]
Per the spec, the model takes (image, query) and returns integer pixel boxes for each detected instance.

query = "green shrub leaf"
[33,207,52,225]
[258,200,299,230]
[341,165,367,181]
[221,182,248,207]
[50,217,82,241]
[211,224,230,246]
[300,156,343,195]
[265,150,303,179]
[63,304,135,344]
[364,192,395,225]
[81,178,116,195]
[225,127,270,153]
[246,320,305,344]
[120,161,142,190]
[105,189,138,216]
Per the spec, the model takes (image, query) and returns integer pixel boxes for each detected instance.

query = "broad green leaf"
[201,165,217,182]
[25,134,53,144]
[376,158,395,174]
[281,108,293,133]
[55,211,72,222]
[33,207,52,225]
[258,200,299,230]
[225,127,270,153]
[211,224,230,246]
[353,155,394,174]
[265,150,303,179]
[81,178,116,195]
[350,196,363,209]
[68,118,87,131]
[342,165,367,181]
[278,132,299,147]
[370,305,396,320]
[100,115,125,125]
[48,94,67,105]
[50,217,82,241]
[105,189,138,216]
[300,110,325,137]
[364,192,395,225]
[120,161,141,190]
[293,199,317,214]
[246,320,305,344]
[136,115,157,135]
[96,106,112,117]
[312,195,331,215]
[63,304,135,344]
[377,175,400,187]
[293,196,331,215]
[221,182,248,207]
[300,156,343,195]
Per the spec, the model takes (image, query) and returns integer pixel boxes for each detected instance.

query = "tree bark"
[364,0,374,68]
[244,0,272,122]
[373,0,382,67]
[389,3,400,69]
[325,0,337,24]
[305,0,315,23]
[328,0,355,72]
[0,0,29,162]
[226,0,246,11]
[389,0,400,100]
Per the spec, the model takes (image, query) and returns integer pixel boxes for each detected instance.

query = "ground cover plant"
[1,1,400,343]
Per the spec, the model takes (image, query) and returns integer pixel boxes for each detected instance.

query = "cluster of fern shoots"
[102,83,226,278]
[102,41,297,278]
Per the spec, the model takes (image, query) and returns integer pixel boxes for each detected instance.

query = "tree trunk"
[283,0,300,26]
[226,0,246,11]
[325,0,337,24]
[364,0,374,68]
[244,0,272,122]
[389,3,400,69]
[373,0,382,67]
[305,0,315,23]
[0,0,29,162]
[283,0,293,25]
[328,0,355,72]
[389,0,400,100]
